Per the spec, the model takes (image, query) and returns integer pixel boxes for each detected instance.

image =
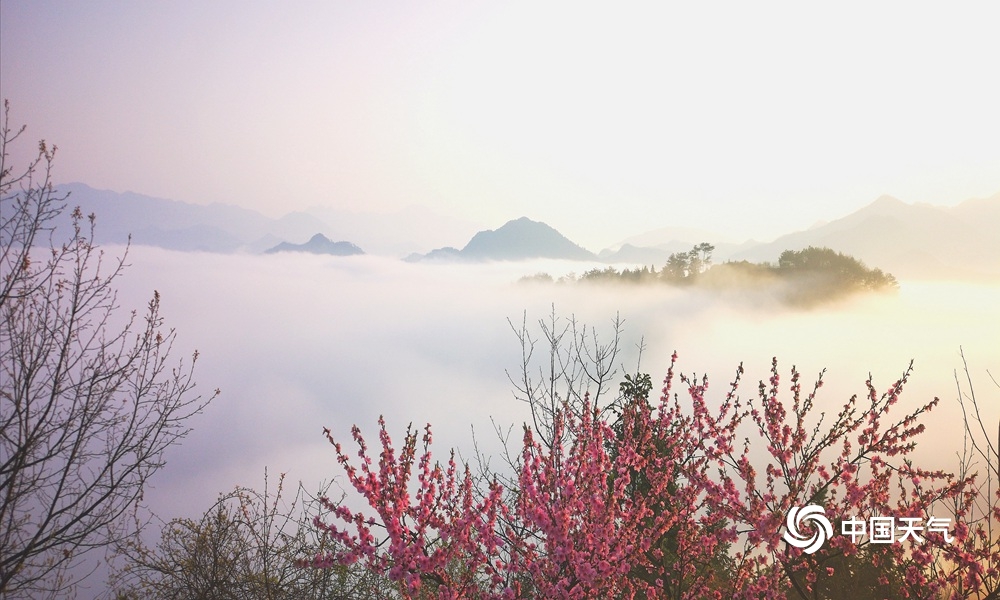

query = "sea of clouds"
[102,247,1000,526]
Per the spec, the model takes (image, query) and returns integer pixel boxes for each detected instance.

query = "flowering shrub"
[510,391,726,599]
[683,358,966,598]
[305,419,510,598]
[310,354,987,599]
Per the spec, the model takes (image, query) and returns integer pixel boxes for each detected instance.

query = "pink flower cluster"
[309,355,993,599]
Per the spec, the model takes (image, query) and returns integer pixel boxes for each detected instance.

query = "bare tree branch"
[0,102,218,598]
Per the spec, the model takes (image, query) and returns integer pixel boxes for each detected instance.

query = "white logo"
[783,505,833,554]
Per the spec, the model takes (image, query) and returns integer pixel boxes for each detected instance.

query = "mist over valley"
[101,244,1000,526]
[49,182,1000,522]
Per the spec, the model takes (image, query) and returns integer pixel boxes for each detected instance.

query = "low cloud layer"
[106,248,1000,522]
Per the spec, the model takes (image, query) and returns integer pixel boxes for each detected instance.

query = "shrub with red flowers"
[309,349,992,599]
[306,419,510,598]
[682,358,967,598]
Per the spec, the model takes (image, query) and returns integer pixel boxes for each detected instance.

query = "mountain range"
[729,194,1000,279]
[45,183,1000,279]
[50,183,326,253]
[49,183,478,255]
[264,234,364,256]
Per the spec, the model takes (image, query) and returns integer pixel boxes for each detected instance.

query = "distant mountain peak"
[867,195,907,211]
[265,233,364,256]
[412,217,595,262]
[460,217,595,261]
[729,191,1000,279]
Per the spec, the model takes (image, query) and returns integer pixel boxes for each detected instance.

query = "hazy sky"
[2,1,999,249]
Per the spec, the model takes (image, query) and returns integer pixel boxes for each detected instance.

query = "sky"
[2,1,999,249]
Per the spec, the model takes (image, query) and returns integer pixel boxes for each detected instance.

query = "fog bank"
[105,248,1000,521]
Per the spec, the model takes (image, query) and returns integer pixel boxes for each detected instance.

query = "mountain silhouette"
[264,234,364,256]
[410,217,596,262]
[51,183,328,253]
[730,193,1000,279]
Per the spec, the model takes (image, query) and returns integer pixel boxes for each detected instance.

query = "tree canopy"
[523,244,899,306]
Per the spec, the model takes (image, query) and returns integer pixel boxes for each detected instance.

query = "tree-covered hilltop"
[521,244,899,306]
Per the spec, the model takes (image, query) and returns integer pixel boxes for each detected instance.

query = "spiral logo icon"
[783,505,833,554]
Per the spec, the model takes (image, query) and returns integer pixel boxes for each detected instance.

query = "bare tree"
[505,305,626,450]
[111,471,385,600]
[942,348,1000,599]
[0,102,217,598]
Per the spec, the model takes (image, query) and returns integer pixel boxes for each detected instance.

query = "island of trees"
[522,243,899,306]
